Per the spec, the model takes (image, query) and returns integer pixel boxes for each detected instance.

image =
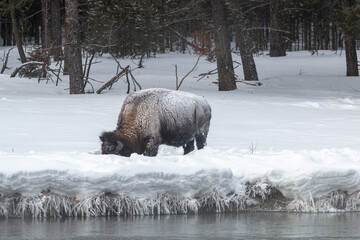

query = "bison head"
[99,131,133,157]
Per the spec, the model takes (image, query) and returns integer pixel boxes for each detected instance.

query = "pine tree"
[337,0,360,76]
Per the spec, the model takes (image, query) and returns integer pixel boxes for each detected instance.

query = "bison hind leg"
[183,139,195,155]
[195,133,207,150]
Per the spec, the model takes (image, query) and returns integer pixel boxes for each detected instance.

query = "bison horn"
[116,140,123,151]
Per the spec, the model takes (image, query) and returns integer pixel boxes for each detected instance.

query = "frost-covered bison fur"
[100,88,211,157]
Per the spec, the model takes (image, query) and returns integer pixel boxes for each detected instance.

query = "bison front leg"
[183,139,195,155]
[144,137,160,156]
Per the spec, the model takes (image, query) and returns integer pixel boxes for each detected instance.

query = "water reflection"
[1,212,360,239]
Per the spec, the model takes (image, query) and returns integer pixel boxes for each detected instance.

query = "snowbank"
[1,49,360,216]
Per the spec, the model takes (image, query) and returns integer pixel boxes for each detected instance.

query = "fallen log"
[96,66,129,94]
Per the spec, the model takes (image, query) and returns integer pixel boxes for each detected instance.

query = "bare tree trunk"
[41,0,46,49]
[210,0,237,91]
[63,11,69,75]
[42,0,62,60]
[65,0,83,94]
[10,5,27,63]
[1,16,13,46]
[343,0,359,76]
[42,0,51,51]
[269,0,286,57]
[158,0,166,53]
[229,0,259,81]
[344,35,359,76]
[33,13,41,45]
[50,0,63,61]
[331,23,337,51]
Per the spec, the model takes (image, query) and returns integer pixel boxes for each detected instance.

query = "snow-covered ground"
[1,47,360,216]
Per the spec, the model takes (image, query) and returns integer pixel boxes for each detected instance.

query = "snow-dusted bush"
[315,190,347,212]
[245,179,284,201]
[286,198,313,212]
[346,190,360,211]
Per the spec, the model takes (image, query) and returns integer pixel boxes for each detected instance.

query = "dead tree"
[1,47,14,74]
[96,66,129,94]
[65,0,84,94]
[343,0,359,76]
[210,0,237,91]
[269,0,286,57]
[96,57,142,94]
[82,53,96,93]
[175,54,202,90]
[10,5,27,63]
[229,0,259,81]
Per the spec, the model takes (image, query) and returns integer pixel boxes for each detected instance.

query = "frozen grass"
[346,191,360,211]
[286,198,313,212]
[245,179,284,201]
[315,190,347,212]
[2,187,360,217]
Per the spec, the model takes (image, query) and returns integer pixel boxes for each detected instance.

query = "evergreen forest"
[0,0,359,93]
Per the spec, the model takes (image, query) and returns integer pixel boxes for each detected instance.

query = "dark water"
[1,212,360,240]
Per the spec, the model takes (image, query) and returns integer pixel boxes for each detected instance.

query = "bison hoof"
[144,147,158,157]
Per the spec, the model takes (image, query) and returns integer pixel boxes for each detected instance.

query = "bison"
[100,88,211,157]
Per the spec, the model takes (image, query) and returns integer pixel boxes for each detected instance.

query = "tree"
[269,0,286,57]
[41,0,50,50]
[42,0,63,60]
[210,0,237,91]
[49,0,63,60]
[0,14,12,46]
[338,0,359,76]
[229,0,259,81]
[65,0,83,94]
[8,2,27,63]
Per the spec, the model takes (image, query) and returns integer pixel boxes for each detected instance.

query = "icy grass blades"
[74,193,201,216]
[2,184,360,218]
[286,189,360,213]
[0,190,251,218]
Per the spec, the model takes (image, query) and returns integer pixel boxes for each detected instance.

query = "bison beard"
[100,88,211,157]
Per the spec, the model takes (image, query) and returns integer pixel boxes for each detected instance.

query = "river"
[1,212,360,239]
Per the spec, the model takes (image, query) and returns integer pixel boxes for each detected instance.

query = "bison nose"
[106,145,115,152]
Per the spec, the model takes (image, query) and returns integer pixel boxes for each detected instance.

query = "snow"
[1,47,360,216]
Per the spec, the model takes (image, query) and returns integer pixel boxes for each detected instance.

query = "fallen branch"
[168,26,204,53]
[83,53,96,93]
[131,53,145,68]
[96,66,129,94]
[55,61,62,86]
[176,54,202,90]
[10,61,44,77]
[1,47,14,74]
[109,55,142,93]
[236,80,263,86]
[197,68,218,82]
[128,70,142,92]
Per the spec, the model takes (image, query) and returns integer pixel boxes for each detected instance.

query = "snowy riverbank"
[1,48,360,216]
